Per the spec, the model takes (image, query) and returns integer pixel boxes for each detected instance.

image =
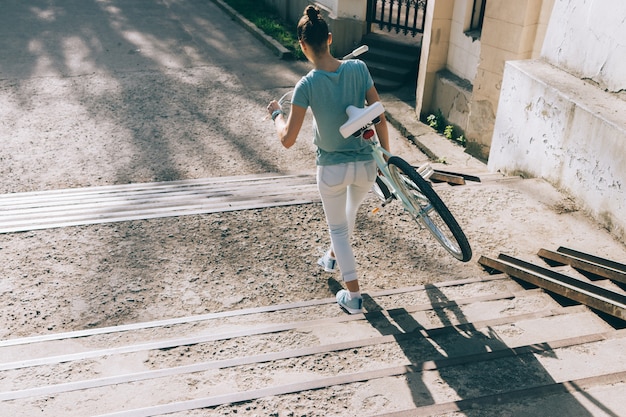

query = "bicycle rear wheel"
[387,156,472,262]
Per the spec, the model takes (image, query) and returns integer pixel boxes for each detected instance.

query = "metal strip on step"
[0,174,319,234]
[4,320,622,404]
[0,290,519,371]
[94,356,626,417]
[378,370,626,417]
[93,365,414,417]
[478,254,626,320]
[0,276,508,348]
[91,326,626,416]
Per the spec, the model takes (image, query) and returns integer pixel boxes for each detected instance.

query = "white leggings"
[317,160,377,282]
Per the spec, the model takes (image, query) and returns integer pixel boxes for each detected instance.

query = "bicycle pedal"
[417,163,434,180]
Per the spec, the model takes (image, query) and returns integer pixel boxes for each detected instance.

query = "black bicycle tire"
[387,156,472,262]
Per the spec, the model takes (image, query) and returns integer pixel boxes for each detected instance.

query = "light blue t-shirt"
[291,59,375,166]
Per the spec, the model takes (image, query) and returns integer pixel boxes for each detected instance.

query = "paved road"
[0,0,301,81]
[0,0,326,193]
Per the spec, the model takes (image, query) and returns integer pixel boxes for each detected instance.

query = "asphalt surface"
[0,0,479,189]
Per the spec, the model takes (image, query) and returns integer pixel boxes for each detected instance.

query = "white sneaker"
[317,251,337,273]
[336,290,363,314]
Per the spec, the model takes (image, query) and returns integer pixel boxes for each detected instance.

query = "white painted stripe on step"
[0,173,319,233]
[0,291,529,371]
[0,276,508,348]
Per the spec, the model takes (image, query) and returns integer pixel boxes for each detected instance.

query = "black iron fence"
[367,0,428,37]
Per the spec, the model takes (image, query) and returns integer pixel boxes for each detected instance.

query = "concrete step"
[2,276,624,416]
[359,33,421,91]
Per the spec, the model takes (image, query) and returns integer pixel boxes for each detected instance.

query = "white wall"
[541,0,626,93]
[311,0,367,19]
[447,0,481,81]
[489,0,626,239]
[336,0,367,19]
[316,0,337,16]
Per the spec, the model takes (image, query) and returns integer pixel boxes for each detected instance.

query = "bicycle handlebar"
[266,45,369,120]
[342,45,368,60]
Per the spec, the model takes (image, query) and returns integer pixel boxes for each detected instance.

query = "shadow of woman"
[356,283,599,415]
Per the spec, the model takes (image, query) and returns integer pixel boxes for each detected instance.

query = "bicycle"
[273,46,472,262]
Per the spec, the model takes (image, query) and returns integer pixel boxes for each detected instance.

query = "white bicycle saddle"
[339,102,385,138]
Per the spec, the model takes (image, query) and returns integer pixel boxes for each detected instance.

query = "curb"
[211,0,294,60]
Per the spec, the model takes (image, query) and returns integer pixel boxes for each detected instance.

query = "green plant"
[425,110,467,148]
[222,0,305,60]
[425,110,445,130]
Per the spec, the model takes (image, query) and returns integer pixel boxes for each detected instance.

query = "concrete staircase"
[359,33,421,92]
[2,274,625,416]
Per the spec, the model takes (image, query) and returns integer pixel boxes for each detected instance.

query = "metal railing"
[367,0,428,37]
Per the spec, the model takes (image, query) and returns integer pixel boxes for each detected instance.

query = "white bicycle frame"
[339,104,434,218]
[274,44,434,220]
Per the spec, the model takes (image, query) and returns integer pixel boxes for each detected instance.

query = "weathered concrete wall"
[465,0,555,160]
[489,0,626,239]
[489,60,626,239]
[432,69,472,133]
[541,0,626,93]
[417,0,554,161]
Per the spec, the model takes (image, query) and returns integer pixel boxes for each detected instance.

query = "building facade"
[488,0,626,240]
[264,0,626,239]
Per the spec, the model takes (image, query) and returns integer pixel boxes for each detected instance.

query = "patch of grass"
[222,0,304,60]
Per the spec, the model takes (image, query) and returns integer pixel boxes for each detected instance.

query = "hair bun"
[305,5,320,21]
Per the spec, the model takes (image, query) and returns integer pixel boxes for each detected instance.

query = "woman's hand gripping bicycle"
[340,102,472,262]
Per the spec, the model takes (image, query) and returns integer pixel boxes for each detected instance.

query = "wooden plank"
[0,290,520,371]
[478,254,626,320]
[0,183,318,217]
[0,173,304,200]
[379,370,626,417]
[434,169,482,182]
[538,248,626,284]
[0,199,316,234]
[556,247,626,271]
[5,321,622,403]
[0,276,508,348]
[0,177,316,208]
[430,171,466,185]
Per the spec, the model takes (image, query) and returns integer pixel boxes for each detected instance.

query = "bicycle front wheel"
[387,156,472,262]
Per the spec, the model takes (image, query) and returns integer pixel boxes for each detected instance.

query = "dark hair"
[297,6,329,54]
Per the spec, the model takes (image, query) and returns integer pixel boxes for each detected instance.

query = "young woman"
[267,5,390,314]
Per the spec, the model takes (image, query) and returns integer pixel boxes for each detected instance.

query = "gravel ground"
[2,1,626,415]
[1,0,624,339]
